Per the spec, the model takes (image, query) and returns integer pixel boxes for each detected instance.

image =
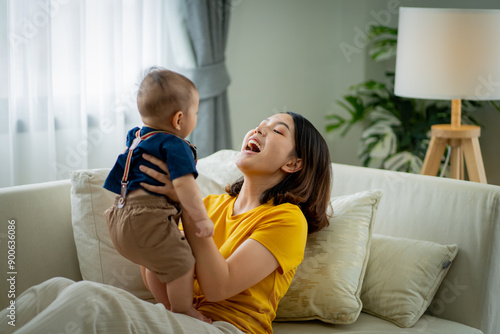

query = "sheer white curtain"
[1,0,177,187]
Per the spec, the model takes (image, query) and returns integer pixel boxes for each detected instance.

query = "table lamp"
[394,7,500,183]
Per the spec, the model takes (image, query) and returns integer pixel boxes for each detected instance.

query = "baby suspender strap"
[117,129,197,209]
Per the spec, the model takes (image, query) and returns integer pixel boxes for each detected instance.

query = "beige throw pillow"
[70,169,155,301]
[361,234,458,328]
[275,189,383,324]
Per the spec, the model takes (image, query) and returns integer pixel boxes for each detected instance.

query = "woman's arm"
[139,153,280,302]
[182,210,279,302]
[172,174,213,238]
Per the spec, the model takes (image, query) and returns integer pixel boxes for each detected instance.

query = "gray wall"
[225,0,500,185]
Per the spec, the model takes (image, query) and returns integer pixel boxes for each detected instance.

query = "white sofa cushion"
[70,169,155,301]
[273,312,483,334]
[275,190,382,324]
[360,234,458,328]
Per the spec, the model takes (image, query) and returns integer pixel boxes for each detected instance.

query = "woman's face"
[236,113,299,177]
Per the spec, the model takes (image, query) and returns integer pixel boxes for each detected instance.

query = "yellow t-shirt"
[195,194,308,334]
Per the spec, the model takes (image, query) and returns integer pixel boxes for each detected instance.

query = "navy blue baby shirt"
[103,126,197,196]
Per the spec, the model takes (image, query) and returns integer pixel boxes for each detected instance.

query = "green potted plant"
[326,25,499,173]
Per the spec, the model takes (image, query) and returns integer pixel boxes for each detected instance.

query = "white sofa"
[1,150,499,334]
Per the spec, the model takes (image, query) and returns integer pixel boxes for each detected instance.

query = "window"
[1,0,175,187]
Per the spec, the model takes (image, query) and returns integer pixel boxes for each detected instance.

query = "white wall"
[225,0,500,185]
[226,0,340,153]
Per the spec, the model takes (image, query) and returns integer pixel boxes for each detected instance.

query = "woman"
[0,112,331,334]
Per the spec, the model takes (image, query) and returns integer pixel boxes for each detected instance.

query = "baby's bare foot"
[186,307,212,324]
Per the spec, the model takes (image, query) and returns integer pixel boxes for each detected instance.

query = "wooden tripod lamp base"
[420,100,487,183]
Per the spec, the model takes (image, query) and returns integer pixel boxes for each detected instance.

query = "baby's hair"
[137,67,197,119]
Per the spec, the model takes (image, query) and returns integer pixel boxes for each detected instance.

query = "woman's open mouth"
[245,139,261,153]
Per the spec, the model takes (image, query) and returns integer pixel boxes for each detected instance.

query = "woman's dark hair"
[226,111,332,233]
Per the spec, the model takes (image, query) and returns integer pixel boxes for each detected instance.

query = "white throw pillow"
[196,149,242,197]
[361,234,458,328]
[70,168,155,301]
[275,189,383,324]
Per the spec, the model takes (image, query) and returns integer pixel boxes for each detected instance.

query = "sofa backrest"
[330,163,500,334]
[0,179,83,309]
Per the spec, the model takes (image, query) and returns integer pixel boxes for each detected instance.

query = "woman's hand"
[139,153,179,202]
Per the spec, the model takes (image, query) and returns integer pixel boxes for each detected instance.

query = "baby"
[103,67,213,322]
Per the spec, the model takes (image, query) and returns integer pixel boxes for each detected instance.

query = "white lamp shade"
[394,7,500,101]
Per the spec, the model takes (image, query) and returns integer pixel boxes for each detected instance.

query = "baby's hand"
[195,218,214,238]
